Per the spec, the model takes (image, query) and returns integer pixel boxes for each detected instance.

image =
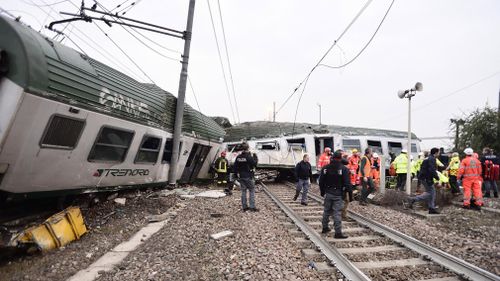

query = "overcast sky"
[2,0,500,149]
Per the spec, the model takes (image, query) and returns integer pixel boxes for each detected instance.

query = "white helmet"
[464,148,474,156]
[373,153,379,158]
[401,149,408,153]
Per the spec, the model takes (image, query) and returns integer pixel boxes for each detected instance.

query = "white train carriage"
[0,16,225,200]
[222,121,420,174]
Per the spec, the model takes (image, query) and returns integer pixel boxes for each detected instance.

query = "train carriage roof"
[0,16,225,141]
[223,121,419,142]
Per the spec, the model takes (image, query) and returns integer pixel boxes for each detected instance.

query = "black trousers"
[449,175,459,194]
[396,173,407,191]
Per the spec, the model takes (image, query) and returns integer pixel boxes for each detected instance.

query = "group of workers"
[212,142,499,239]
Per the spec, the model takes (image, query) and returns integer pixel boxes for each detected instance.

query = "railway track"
[261,182,500,281]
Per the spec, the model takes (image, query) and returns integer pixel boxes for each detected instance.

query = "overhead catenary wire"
[319,0,395,70]
[21,0,70,7]
[65,0,157,83]
[216,0,240,123]
[92,1,181,62]
[207,0,237,124]
[28,0,149,81]
[275,0,374,116]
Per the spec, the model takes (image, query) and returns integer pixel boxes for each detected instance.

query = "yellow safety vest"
[215,157,228,173]
[448,156,460,176]
[392,154,408,174]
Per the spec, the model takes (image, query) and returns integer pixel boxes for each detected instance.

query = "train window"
[411,143,418,153]
[256,141,279,150]
[367,140,383,154]
[227,143,245,152]
[287,138,306,152]
[88,127,134,162]
[342,139,361,152]
[388,142,403,155]
[40,115,85,149]
[162,139,182,163]
[135,136,162,164]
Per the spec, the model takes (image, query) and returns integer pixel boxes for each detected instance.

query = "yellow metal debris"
[11,206,87,251]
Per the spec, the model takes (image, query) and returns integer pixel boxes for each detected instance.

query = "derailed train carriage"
[0,16,225,201]
[222,121,421,176]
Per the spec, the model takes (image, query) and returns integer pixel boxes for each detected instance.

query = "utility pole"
[273,101,276,122]
[168,0,196,185]
[450,118,465,151]
[318,103,322,125]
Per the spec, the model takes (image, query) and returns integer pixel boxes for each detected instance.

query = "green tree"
[453,106,500,154]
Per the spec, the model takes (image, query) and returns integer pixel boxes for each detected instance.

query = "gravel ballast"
[96,190,337,281]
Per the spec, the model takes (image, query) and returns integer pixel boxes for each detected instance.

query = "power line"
[65,0,157,83]
[109,0,131,13]
[217,0,240,123]
[207,0,236,124]
[117,0,143,16]
[27,0,147,81]
[275,0,374,116]
[92,1,181,62]
[21,0,70,7]
[319,0,395,70]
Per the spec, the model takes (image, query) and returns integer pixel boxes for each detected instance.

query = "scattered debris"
[106,193,118,201]
[196,190,226,199]
[9,206,87,251]
[180,194,196,200]
[114,198,126,205]
[146,211,170,223]
[210,213,224,218]
[210,230,233,240]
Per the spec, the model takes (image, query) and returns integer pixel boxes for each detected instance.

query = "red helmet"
[221,151,226,157]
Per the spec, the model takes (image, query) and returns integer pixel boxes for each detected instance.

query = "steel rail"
[261,183,371,281]
[302,187,500,281]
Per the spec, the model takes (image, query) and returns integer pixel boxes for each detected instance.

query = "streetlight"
[397,82,423,195]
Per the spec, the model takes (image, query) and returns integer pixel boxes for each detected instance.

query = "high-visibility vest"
[392,154,408,174]
[215,157,228,173]
[447,156,460,176]
[360,155,372,177]
[457,156,482,180]
[317,153,331,169]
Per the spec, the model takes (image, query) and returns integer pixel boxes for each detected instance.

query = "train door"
[180,143,211,183]
[287,138,306,165]
[314,137,334,157]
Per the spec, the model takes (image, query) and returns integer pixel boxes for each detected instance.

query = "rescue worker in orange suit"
[215,151,229,189]
[371,153,381,189]
[359,148,374,206]
[348,149,360,186]
[317,147,332,170]
[457,148,483,210]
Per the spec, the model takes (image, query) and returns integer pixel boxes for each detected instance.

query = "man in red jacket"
[457,148,483,210]
[317,147,332,170]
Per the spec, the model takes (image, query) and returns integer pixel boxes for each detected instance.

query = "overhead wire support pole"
[168,0,196,185]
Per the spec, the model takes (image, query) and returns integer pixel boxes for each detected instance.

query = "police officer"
[319,150,350,239]
[233,143,259,212]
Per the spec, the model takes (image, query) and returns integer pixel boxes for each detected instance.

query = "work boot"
[242,207,249,212]
[334,233,348,239]
[471,205,481,211]
[301,202,308,206]
[494,192,499,198]
[484,193,491,198]
[428,208,440,214]
[321,227,331,234]
[462,205,470,210]
[293,191,299,201]
[249,208,259,212]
